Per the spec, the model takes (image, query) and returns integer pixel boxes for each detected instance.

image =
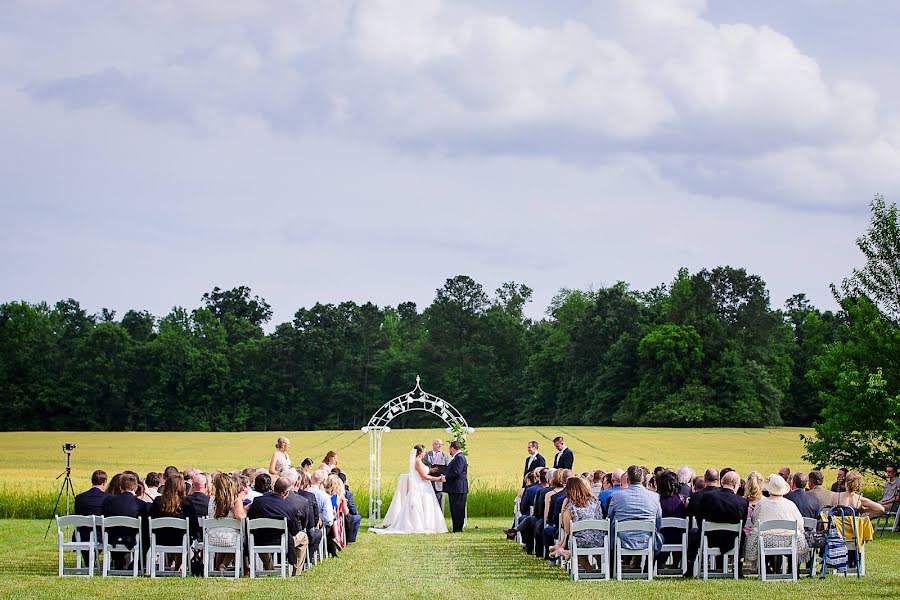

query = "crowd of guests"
[508,439,898,577]
[71,438,362,576]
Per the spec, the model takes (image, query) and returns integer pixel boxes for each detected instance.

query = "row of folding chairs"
[56,514,332,578]
[557,517,817,582]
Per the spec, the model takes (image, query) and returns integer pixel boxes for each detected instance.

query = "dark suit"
[101,492,149,569]
[687,487,748,574]
[186,492,210,518]
[345,489,362,543]
[519,483,540,523]
[785,489,820,519]
[295,490,322,558]
[525,486,554,557]
[553,447,574,470]
[522,453,546,487]
[73,486,109,560]
[443,453,468,533]
[149,497,198,547]
[248,492,303,567]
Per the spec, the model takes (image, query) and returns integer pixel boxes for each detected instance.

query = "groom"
[441,441,469,533]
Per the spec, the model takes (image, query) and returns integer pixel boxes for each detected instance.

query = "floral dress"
[567,497,606,548]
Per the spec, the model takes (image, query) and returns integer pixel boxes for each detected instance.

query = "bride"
[372,444,448,534]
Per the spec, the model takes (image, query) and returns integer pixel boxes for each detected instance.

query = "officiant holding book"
[423,439,450,511]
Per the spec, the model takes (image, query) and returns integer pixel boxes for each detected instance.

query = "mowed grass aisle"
[1,518,898,599]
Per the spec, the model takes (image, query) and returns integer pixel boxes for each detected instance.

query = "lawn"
[0,427,860,519]
[1,518,897,599]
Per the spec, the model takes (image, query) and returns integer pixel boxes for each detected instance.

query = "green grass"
[1,518,898,599]
[0,426,887,520]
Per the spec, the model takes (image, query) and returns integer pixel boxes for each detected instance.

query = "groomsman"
[522,441,546,487]
[552,436,574,470]
[423,439,450,511]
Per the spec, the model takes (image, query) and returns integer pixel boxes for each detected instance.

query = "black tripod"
[45,449,78,539]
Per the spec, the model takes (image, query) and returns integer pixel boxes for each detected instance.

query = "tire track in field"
[558,429,608,464]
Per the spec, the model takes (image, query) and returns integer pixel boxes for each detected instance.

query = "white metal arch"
[361,376,474,527]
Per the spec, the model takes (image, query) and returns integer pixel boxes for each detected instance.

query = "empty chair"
[614,520,655,580]
[758,519,799,581]
[698,521,741,580]
[656,517,688,576]
[201,518,243,579]
[56,515,97,577]
[247,518,289,578]
[148,517,190,578]
[101,516,142,577]
[568,519,610,581]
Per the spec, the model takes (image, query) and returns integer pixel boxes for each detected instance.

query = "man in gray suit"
[608,465,663,571]
[423,438,450,512]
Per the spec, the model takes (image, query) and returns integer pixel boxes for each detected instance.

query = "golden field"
[0,426,834,494]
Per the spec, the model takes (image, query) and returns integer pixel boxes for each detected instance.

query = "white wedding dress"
[372,449,448,534]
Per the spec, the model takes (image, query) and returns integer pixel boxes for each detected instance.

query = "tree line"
[1,198,898,470]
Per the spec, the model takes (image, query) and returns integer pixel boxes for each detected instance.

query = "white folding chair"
[758,519,799,581]
[101,516,142,577]
[568,519,610,581]
[201,518,243,579]
[698,521,741,580]
[148,517,189,578]
[875,502,900,535]
[247,518,289,578]
[614,520,655,580]
[656,517,688,576]
[56,515,96,577]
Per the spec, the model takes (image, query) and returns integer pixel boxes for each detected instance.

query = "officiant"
[423,439,450,512]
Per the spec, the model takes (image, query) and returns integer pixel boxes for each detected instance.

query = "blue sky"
[2,0,898,324]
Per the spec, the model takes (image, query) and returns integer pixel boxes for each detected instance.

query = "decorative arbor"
[361,376,474,527]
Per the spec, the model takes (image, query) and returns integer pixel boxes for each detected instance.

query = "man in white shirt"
[882,464,899,528]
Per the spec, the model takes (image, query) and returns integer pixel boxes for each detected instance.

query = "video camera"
[62,443,76,452]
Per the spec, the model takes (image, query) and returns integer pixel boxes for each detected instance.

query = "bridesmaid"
[268,436,292,476]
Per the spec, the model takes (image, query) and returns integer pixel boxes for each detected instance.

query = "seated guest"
[183,467,199,493]
[807,470,831,508]
[778,466,791,482]
[880,464,899,516]
[691,476,705,494]
[162,466,180,486]
[248,476,309,574]
[73,469,109,561]
[677,466,696,498]
[608,466,663,569]
[589,470,605,497]
[141,472,161,503]
[644,473,656,492]
[746,475,809,574]
[785,472,819,519]
[292,470,323,557]
[319,451,338,473]
[243,468,263,500]
[309,469,339,556]
[521,469,555,556]
[687,469,719,521]
[149,475,198,570]
[535,469,566,558]
[101,472,149,569]
[507,471,540,538]
[124,471,145,502]
[300,457,314,474]
[686,470,747,577]
[187,472,210,520]
[254,473,273,495]
[599,468,624,516]
[548,476,604,572]
[236,473,254,506]
[325,473,349,549]
[830,470,886,517]
[542,469,573,558]
[657,469,687,570]
[207,472,247,571]
[830,468,847,492]
[742,472,764,538]
[106,473,124,495]
[335,471,362,544]
[515,468,548,551]
[269,436,292,477]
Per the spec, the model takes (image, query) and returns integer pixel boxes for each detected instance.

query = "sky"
[2,0,899,325]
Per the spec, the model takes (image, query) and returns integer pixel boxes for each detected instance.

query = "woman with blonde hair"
[325,473,349,549]
[207,472,247,571]
[830,470,886,516]
[742,471,764,538]
[269,436,292,476]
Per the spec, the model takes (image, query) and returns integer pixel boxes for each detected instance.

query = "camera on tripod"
[62,443,76,452]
